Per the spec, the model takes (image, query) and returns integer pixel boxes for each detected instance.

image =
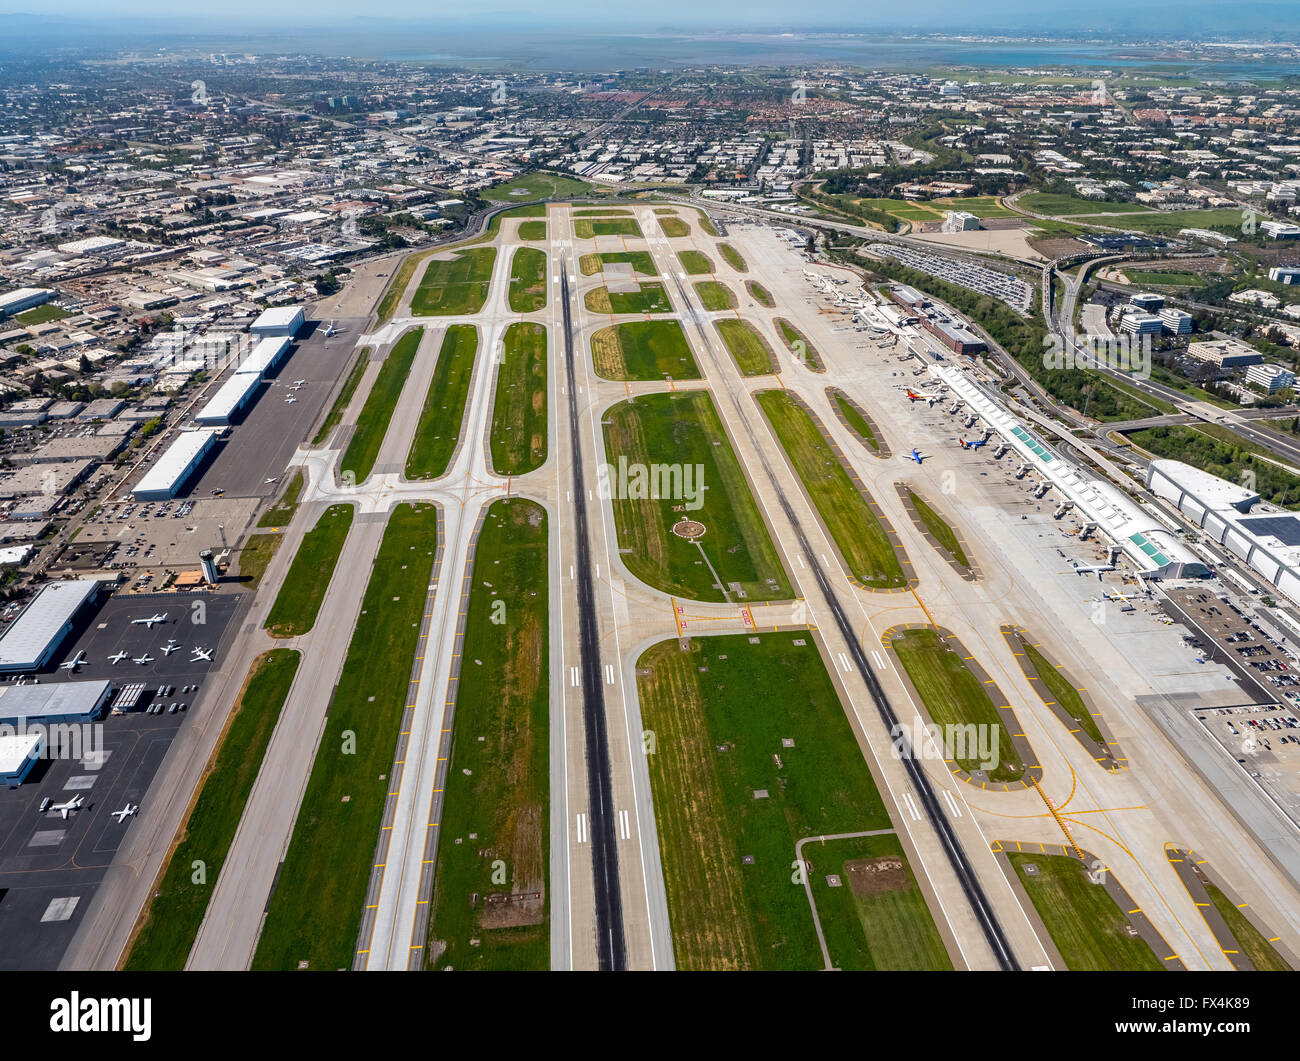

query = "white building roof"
[195,372,261,424]
[0,579,101,670]
[250,305,304,332]
[0,679,112,722]
[234,335,291,378]
[0,731,42,774]
[933,367,1206,577]
[133,428,220,497]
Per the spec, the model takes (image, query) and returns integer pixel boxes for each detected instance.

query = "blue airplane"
[909,448,924,464]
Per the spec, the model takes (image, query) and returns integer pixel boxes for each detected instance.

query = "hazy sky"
[1,0,1295,32]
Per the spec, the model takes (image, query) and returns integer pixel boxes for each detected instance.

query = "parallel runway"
[559,263,626,971]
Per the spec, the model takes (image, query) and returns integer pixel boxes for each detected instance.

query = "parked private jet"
[191,647,213,663]
[131,613,168,629]
[50,795,84,820]
[59,651,86,671]
[133,654,155,665]
[107,651,129,665]
[284,397,297,404]
[160,640,180,656]
[110,804,138,823]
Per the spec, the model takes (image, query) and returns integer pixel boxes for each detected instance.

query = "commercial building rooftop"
[0,579,101,672]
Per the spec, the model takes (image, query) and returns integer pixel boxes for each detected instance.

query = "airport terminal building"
[1147,458,1300,607]
[0,578,103,673]
[933,367,1209,580]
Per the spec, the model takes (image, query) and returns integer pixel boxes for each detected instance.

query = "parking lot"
[71,495,259,582]
[1164,586,1297,705]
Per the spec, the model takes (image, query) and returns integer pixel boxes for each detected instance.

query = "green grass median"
[253,502,440,971]
[406,325,479,480]
[125,649,301,970]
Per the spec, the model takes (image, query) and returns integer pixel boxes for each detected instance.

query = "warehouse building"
[0,578,102,673]
[250,305,304,338]
[195,371,262,426]
[0,459,96,499]
[0,287,54,319]
[235,335,292,378]
[0,731,43,787]
[132,428,221,500]
[0,680,113,725]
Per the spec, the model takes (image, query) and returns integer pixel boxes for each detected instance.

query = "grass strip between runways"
[490,322,548,476]
[124,649,301,970]
[252,502,440,971]
[426,498,549,969]
[340,328,422,483]
[757,390,905,589]
[264,504,355,638]
[406,325,479,480]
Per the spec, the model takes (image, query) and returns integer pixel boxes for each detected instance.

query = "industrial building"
[932,366,1209,580]
[195,371,262,426]
[0,679,113,725]
[0,578,102,673]
[1147,459,1300,608]
[0,287,54,319]
[235,335,292,377]
[1269,266,1300,285]
[132,428,221,500]
[250,305,305,338]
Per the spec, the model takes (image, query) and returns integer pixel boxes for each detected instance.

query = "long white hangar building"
[0,578,103,674]
[132,427,222,501]
[194,335,292,427]
[1148,458,1300,606]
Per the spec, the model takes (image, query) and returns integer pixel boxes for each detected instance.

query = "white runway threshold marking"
[901,793,921,822]
[942,789,963,817]
[618,809,631,840]
[569,665,580,687]
[871,650,888,671]
[576,813,588,844]
[604,663,615,685]
[836,651,854,674]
